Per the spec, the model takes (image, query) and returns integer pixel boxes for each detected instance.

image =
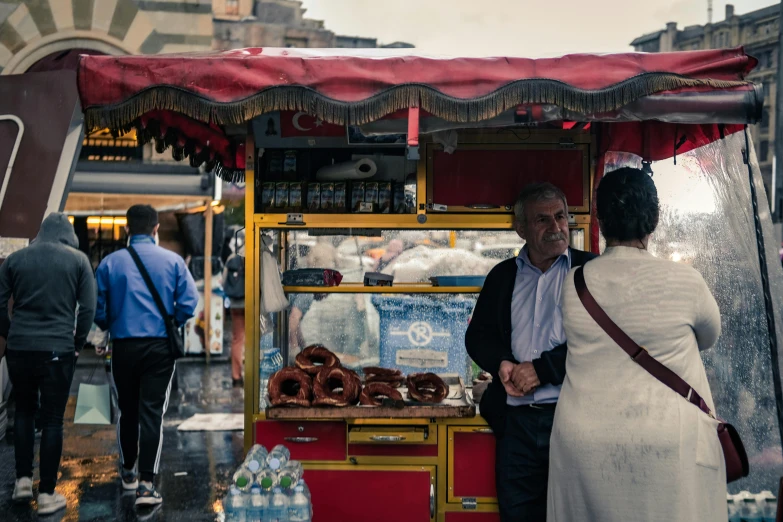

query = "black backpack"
[223,254,245,299]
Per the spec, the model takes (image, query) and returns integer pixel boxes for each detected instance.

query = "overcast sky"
[301,0,778,57]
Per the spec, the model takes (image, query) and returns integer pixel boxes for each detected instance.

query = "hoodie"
[0,213,96,353]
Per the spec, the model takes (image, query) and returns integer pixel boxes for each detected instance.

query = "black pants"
[111,338,176,483]
[6,350,76,494]
[495,404,556,522]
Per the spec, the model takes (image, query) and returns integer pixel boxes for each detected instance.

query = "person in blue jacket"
[95,204,198,506]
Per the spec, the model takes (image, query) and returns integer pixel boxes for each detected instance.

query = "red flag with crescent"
[280,111,345,137]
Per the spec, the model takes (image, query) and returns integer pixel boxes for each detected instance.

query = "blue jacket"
[95,235,199,339]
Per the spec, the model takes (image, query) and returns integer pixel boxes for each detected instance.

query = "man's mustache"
[543,233,567,242]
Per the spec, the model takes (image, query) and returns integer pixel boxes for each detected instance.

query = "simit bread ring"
[313,366,361,407]
[295,345,340,375]
[362,367,402,377]
[268,367,312,407]
[359,382,404,406]
[365,374,405,387]
[406,373,449,403]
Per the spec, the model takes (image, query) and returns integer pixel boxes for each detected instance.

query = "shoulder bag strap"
[573,266,715,419]
[127,246,170,321]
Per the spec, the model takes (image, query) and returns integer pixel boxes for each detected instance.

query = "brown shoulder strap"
[573,266,714,418]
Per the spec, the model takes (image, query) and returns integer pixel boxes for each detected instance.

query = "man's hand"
[499,360,524,397]
[511,362,540,395]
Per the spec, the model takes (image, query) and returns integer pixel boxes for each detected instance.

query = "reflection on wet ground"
[0,352,244,521]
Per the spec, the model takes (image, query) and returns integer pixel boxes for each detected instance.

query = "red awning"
[76,47,761,179]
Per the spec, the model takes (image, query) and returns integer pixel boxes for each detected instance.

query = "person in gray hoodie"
[0,213,96,515]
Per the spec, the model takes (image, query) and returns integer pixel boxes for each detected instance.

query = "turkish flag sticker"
[279,111,346,137]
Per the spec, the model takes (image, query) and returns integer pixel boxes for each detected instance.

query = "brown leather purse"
[574,266,749,483]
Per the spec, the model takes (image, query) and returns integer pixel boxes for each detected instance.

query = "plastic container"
[257,469,279,492]
[758,490,777,522]
[267,445,291,471]
[246,487,268,522]
[727,495,740,522]
[372,295,475,377]
[278,461,304,490]
[233,467,255,493]
[287,485,311,522]
[259,350,279,408]
[740,494,762,522]
[269,487,290,522]
[224,486,248,522]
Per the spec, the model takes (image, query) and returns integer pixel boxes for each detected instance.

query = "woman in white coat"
[547,167,727,521]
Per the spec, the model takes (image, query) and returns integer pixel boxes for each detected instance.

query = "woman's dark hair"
[126,204,159,236]
[596,167,659,242]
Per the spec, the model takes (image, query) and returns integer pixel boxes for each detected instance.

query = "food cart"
[77,47,783,521]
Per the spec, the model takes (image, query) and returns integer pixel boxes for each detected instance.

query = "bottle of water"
[741,495,763,522]
[728,494,740,522]
[278,461,304,491]
[245,487,267,522]
[259,350,278,408]
[224,486,248,522]
[267,445,291,471]
[758,491,777,522]
[233,467,255,493]
[257,469,279,492]
[297,480,312,519]
[287,485,311,522]
[268,487,289,522]
[245,445,269,474]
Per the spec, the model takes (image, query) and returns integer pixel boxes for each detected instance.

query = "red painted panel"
[453,431,497,498]
[431,149,585,208]
[307,468,432,522]
[255,421,346,461]
[348,444,439,457]
[445,512,501,522]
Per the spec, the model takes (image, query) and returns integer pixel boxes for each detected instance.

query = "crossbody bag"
[573,266,749,483]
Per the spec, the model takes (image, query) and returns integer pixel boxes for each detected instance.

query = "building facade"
[631,4,779,213]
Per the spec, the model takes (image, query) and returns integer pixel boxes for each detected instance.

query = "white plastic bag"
[260,235,288,314]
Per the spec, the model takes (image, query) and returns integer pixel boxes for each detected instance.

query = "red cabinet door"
[255,421,346,461]
[306,465,435,522]
[448,427,497,502]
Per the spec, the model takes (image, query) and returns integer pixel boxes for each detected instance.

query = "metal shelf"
[283,283,482,294]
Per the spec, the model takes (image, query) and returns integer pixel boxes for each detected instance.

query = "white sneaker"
[12,477,33,502]
[37,492,67,515]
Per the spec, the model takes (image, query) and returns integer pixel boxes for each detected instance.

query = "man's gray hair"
[513,183,568,224]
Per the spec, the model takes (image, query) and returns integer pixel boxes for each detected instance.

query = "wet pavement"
[0,351,245,521]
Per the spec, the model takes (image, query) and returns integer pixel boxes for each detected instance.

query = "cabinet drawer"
[447,426,497,503]
[255,420,346,461]
[306,464,435,522]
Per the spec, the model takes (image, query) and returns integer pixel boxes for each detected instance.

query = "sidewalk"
[0,351,245,521]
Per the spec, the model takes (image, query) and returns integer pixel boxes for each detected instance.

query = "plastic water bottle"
[259,350,278,408]
[287,485,311,522]
[741,494,763,522]
[233,467,255,493]
[728,494,741,522]
[245,487,267,522]
[267,445,291,471]
[257,469,279,491]
[245,445,269,474]
[278,461,304,490]
[224,486,248,522]
[269,487,289,522]
[758,491,777,522]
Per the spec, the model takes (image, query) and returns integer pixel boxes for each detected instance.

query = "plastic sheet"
[604,132,783,492]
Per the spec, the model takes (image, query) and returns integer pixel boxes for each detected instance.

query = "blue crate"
[371,295,476,379]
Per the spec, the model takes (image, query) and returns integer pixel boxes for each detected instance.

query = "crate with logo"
[371,295,475,380]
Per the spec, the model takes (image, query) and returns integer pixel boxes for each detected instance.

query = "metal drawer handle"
[475,428,493,434]
[370,435,405,442]
[430,484,435,519]
[284,436,319,443]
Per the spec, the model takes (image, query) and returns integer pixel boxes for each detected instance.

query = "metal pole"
[774,0,783,223]
[204,202,213,363]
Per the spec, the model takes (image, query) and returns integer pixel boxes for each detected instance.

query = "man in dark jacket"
[0,213,96,515]
[466,184,596,522]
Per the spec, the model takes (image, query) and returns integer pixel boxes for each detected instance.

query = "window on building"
[226,0,239,16]
[763,80,771,99]
[761,108,770,132]
[760,140,770,162]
